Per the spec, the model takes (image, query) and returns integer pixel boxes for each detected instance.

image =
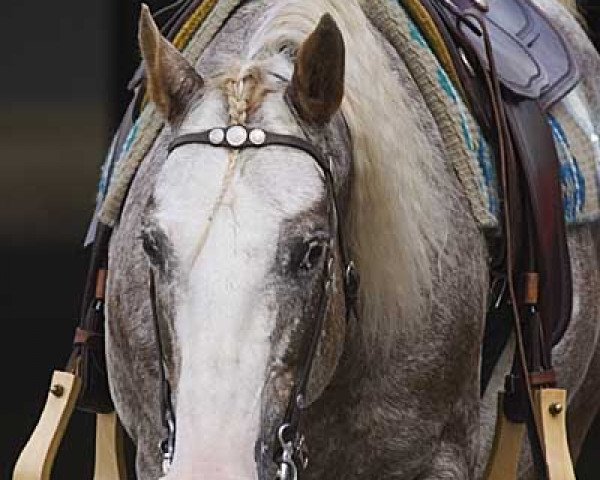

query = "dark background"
[0,1,599,478]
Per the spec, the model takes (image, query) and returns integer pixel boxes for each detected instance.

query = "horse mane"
[243,0,449,350]
[550,0,585,27]
[555,0,581,19]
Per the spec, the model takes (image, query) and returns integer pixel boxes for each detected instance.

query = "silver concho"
[473,0,489,11]
[226,125,248,147]
[209,128,225,145]
[249,128,266,146]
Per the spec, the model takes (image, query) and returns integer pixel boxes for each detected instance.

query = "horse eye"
[299,240,327,272]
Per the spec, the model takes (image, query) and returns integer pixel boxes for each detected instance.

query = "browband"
[169,125,332,177]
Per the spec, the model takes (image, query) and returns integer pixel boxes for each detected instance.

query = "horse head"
[138,6,353,478]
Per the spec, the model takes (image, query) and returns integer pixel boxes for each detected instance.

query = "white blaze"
[154,93,324,479]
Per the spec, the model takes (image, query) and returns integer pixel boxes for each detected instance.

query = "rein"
[150,123,359,479]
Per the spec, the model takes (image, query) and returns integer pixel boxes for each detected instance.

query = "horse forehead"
[150,81,327,256]
[152,143,326,261]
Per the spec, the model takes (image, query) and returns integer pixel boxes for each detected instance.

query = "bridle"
[149,123,359,479]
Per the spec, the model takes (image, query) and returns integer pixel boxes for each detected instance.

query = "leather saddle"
[416,5,579,472]
[416,0,580,407]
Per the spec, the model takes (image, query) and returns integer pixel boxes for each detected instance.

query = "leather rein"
[149,124,359,479]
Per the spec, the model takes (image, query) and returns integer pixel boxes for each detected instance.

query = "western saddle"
[13,1,582,479]
[413,0,579,478]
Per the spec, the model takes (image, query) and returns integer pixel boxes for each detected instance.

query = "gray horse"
[105,0,600,478]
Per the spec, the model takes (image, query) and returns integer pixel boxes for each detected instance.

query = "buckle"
[274,424,309,480]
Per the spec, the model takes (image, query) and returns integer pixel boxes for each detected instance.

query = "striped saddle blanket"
[387,1,600,229]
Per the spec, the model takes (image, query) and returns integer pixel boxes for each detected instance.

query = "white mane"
[246,0,449,346]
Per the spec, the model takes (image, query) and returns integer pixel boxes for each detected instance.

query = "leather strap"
[149,271,176,472]
[504,99,573,348]
[412,0,493,133]
[456,12,551,478]
[169,129,332,176]
[69,223,114,414]
[530,369,557,388]
[73,327,104,348]
[279,247,334,442]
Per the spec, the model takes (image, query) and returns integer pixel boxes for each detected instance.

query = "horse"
[104,0,600,478]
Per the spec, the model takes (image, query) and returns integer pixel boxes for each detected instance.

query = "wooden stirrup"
[535,388,576,480]
[484,389,576,480]
[94,412,127,480]
[12,370,126,480]
[484,392,527,480]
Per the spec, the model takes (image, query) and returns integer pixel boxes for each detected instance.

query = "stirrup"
[484,389,576,480]
[534,388,576,480]
[12,370,126,480]
[484,391,526,480]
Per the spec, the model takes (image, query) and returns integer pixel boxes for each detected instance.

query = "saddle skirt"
[450,0,579,109]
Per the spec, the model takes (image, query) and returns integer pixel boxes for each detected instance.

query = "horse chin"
[161,462,259,480]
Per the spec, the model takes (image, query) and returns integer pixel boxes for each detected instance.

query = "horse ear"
[138,4,203,121]
[288,14,345,124]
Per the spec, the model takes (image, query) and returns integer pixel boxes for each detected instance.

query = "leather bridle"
[149,124,359,479]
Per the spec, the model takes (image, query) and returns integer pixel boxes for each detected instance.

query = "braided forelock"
[221,65,272,125]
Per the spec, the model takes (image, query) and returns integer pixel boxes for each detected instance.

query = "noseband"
[150,124,358,479]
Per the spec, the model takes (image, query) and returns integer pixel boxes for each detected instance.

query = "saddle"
[416,0,579,127]
[416,0,577,353]
[413,1,579,477]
